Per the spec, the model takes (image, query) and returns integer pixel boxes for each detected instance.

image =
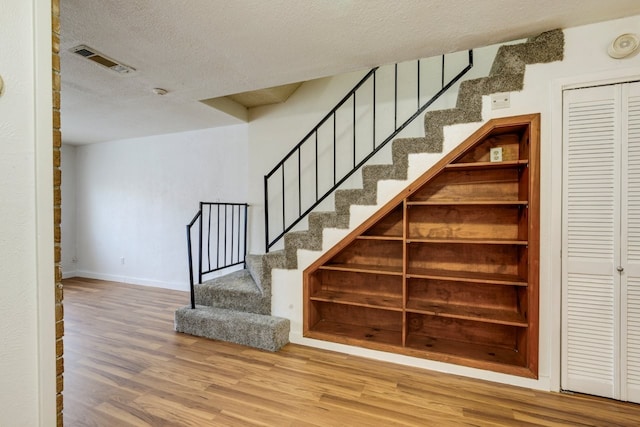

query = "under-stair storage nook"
[304,114,540,378]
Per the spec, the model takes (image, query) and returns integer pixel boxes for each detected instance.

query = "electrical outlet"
[490,147,503,162]
[491,92,510,109]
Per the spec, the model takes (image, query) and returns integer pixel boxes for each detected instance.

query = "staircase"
[174,29,564,352]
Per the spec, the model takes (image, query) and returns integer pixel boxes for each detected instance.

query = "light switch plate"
[491,92,510,109]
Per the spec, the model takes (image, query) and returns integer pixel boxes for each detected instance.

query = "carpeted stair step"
[175,306,290,352]
[309,211,350,230]
[246,250,286,290]
[362,164,398,188]
[195,270,269,315]
[263,249,287,275]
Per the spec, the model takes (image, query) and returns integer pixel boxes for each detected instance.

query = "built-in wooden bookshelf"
[304,114,540,378]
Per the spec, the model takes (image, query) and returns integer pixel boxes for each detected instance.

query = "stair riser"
[175,306,290,352]
[194,286,270,315]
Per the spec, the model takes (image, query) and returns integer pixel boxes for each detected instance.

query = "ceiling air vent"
[70,45,136,74]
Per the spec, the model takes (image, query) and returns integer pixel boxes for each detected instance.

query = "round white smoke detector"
[608,33,639,59]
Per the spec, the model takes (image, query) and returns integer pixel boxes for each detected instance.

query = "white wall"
[0,0,56,425]
[61,144,78,277]
[259,15,640,392]
[72,125,248,291]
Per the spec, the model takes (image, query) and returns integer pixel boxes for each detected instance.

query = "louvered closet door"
[622,82,640,403]
[562,84,621,399]
[562,81,640,403]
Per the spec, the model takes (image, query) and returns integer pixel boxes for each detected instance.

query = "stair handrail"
[186,202,249,309]
[264,51,473,252]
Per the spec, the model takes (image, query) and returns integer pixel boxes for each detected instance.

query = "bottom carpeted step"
[174,305,290,352]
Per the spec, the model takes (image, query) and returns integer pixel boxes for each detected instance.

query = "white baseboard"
[73,270,188,292]
[62,270,77,279]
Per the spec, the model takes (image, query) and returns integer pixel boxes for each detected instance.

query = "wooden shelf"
[310,290,402,311]
[407,203,525,242]
[356,235,403,241]
[446,160,528,171]
[308,320,402,347]
[406,267,527,286]
[405,301,528,327]
[405,334,526,369]
[319,263,403,276]
[406,238,527,245]
[304,114,540,378]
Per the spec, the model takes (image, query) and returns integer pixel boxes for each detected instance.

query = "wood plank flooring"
[63,277,640,426]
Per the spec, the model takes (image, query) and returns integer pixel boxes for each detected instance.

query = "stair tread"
[181,305,288,323]
[200,270,261,294]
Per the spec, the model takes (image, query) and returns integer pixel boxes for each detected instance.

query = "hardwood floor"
[63,277,640,426]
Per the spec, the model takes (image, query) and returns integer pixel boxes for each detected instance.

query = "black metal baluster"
[207,204,212,271]
[229,205,236,264]
[215,204,219,269]
[236,205,241,264]
[187,209,201,309]
[417,59,420,109]
[353,92,356,169]
[298,146,301,217]
[315,130,318,202]
[264,176,269,253]
[198,202,203,285]
[281,166,285,233]
[243,204,248,267]
[187,223,194,308]
[333,112,336,185]
[394,63,398,130]
[373,70,376,150]
[223,205,228,267]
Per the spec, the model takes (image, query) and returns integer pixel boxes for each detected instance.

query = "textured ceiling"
[60,0,640,145]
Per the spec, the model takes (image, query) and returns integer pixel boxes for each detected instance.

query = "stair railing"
[264,50,473,252]
[186,202,249,309]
